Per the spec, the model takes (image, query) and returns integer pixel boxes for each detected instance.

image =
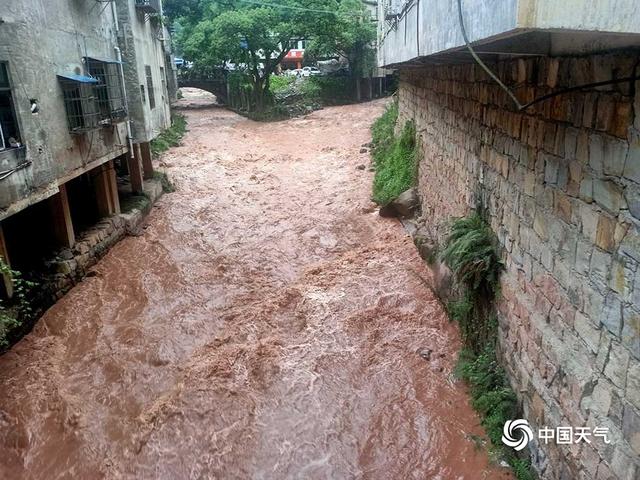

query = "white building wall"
[378,0,640,67]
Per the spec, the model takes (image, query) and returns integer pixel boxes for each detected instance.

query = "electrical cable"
[456,0,523,109]
[456,0,640,111]
[0,161,32,182]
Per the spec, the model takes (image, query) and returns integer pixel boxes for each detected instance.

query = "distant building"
[0,0,176,295]
[281,40,307,71]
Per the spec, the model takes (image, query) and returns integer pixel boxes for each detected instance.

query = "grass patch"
[154,171,175,193]
[0,259,36,350]
[441,212,503,351]
[441,212,534,479]
[370,102,417,205]
[440,213,503,293]
[269,75,295,95]
[456,346,535,480]
[150,113,187,157]
[120,193,150,214]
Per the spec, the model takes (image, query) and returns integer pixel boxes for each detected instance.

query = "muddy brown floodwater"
[0,93,511,479]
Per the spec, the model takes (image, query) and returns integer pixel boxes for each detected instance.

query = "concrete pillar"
[140,142,154,180]
[94,161,120,217]
[106,160,121,215]
[49,183,75,249]
[128,146,144,195]
[0,223,13,298]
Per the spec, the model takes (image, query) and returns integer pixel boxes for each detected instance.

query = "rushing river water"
[0,94,510,479]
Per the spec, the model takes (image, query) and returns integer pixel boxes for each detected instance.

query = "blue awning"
[57,73,99,84]
[85,56,123,65]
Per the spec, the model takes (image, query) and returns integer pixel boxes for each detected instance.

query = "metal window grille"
[85,58,127,124]
[59,78,100,134]
[145,66,156,109]
[0,62,21,149]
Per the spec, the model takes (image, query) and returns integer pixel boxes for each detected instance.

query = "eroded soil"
[0,93,509,479]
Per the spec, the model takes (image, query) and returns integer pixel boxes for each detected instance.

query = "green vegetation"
[370,102,417,205]
[440,214,503,293]
[440,213,503,350]
[0,259,36,349]
[150,113,187,157]
[120,193,150,214]
[456,346,535,480]
[176,1,336,112]
[168,0,374,113]
[154,171,176,193]
[304,0,375,101]
[269,75,295,94]
[441,212,534,479]
[249,75,363,120]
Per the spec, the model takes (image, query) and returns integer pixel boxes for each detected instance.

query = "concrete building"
[115,0,177,178]
[377,1,640,479]
[0,0,175,297]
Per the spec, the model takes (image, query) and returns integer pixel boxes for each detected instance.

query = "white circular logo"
[502,419,533,451]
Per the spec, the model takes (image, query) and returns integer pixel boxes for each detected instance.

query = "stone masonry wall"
[397,53,640,479]
[40,178,164,304]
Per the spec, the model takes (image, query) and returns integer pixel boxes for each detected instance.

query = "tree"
[304,0,376,101]
[163,0,208,25]
[178,0,337,112]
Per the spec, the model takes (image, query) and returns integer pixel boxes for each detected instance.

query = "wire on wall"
[456,0,640,111]
[456,0,524,109]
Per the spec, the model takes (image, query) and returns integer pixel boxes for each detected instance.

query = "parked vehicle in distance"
[302,66,322,77]
[285,68,304,77]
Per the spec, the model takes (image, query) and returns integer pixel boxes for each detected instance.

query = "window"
[0,63,21,150]
[140,84,146,104]
[58,74,100,134]
[85,57,127,124]
[145,66,155,109]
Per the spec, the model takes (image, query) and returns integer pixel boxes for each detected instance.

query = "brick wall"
[397,53,640,479]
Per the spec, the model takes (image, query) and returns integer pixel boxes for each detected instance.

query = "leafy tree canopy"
[172,0,375,109]
[305,0,376,76]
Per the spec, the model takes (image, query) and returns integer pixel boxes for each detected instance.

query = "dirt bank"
[0,96,509,479]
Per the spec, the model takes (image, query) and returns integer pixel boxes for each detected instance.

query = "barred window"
[145,66,155,109]
[58,74,100,134]
[85,57,127,124]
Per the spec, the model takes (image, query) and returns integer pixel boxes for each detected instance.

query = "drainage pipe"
[112,0,135,160]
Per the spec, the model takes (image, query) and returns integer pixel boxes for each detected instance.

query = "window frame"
[58,75,101,134]
[160,66,166,100]
[84,57,127,125]
[145,65,155,110]
[0,62,22,150]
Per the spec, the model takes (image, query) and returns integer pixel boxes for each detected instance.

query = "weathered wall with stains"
[115,0,172,144]
[397,53,640,479]
[0,0,128,219]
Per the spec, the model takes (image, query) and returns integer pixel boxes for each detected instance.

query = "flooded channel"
[0,94,510,479]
